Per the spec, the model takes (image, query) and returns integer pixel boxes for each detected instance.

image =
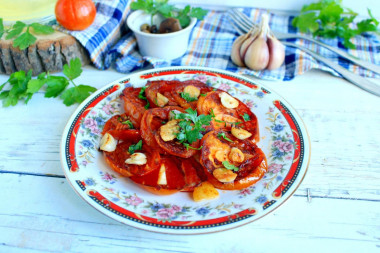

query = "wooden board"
[0,30,89,76]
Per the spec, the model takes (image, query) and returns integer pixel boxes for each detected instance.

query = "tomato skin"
[55,0,96,31]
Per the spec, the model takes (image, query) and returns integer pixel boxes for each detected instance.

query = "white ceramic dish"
[60,67,310,234]
[127,10,197,60]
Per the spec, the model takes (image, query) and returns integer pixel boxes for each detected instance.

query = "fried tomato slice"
[145,80,182,108]
[145,80,213,109]
[200,129,267,190]
[197,90,259,142]
[102,130,160,177]
[130,156,186,193]
[121,87,147,128]
[180,158,207,192]
[101,113,134,135]
[171,80,214,109]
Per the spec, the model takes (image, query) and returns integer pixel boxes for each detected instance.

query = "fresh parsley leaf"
[27,72,47,94]
[4,21,54,50]
[1,57,96,107]
[6,21,26,39]
[222,161,239,172]
[241,113,251,122]
[0,70,33,107]
[122,120,134,129]
[13,29,37,50]
[177,5,191,27]
[63,58,83,80]
[30,23,54,34]
[61,85,97,106]
[292,0,380,49]
[0,18,4,38]
[128,140,143,154]
[217,132,233,142]
[45,76,69,98]
[189,7,208,20]
[180,92,197,102]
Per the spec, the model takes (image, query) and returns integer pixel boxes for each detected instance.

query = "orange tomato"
[55,0,96,31]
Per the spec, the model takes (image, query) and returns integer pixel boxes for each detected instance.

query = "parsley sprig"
[0,58,97,107]
[122,120,134,129]
[292,0,379,49]
[138,86,150,109]
[173,108,211,149]
[128,140,143,154]
[131,0,208,28]
[217,132,233,142]
[241,113,251,122]
[0,19,54,50]
[180,92,197,102]
[222,161,239,172]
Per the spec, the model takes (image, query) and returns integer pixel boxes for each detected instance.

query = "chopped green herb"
[122,120,134,129]
[217,132,233,142]
[138,86,150,109]
[128,140,143,154]
[222,161,239,172]
[200,93,207,97]
[180,92,197,102]
[241,113,251,122]
[174,108,212,146]
[184,143,203,150]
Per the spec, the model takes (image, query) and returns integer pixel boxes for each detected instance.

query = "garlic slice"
[156,92,169,107]
[213,168,237,183]
[183,85,201,99]
[231,127,252,140]
[219,92,239,109]
[157,164,167,185]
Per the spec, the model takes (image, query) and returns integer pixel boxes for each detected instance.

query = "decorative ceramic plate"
[60,67,310,234]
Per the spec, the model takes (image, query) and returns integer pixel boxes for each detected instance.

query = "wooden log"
[0,31,89,76]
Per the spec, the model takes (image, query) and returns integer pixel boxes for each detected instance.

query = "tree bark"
[0,31,89,76]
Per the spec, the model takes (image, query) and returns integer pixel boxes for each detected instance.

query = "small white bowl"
[127,10,197,60]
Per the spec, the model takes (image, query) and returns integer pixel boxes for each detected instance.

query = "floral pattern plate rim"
[60,66,310,234]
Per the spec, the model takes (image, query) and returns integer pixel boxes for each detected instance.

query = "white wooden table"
[0,66,380,252]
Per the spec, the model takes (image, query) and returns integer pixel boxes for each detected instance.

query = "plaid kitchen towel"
[59,1,380,81]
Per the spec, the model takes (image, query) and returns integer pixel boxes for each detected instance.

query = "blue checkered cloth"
[59,1,380,81]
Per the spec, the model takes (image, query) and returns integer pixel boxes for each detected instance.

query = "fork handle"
[282,42,380,97]
[286,35,380,75]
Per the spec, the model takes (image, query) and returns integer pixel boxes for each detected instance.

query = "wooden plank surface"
[0,67,380,252]
[1,173,379,252]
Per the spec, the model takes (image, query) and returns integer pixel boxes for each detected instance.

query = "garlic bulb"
[231,14,285,71]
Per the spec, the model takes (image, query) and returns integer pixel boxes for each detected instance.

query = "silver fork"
[227,9,380,97]
[228,8,380,75]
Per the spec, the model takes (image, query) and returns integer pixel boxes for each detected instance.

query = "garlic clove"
[99,133,117,152]
[239,35,255,63]
[125,152,147,165]
[231,34,249,67]
[266,34,285,70]
[244,36,270,71]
